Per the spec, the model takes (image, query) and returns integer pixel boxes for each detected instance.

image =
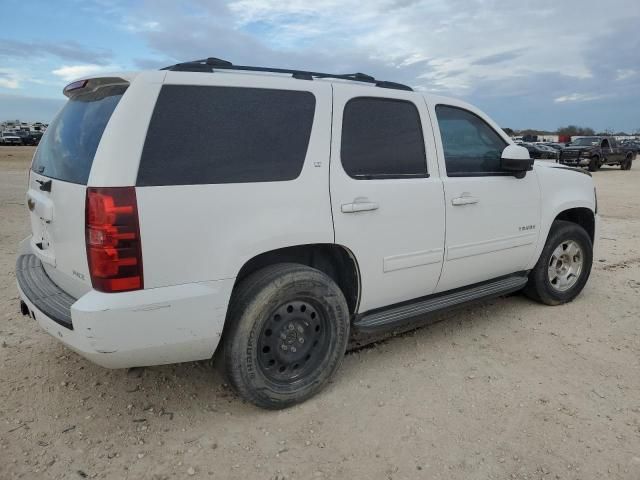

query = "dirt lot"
[1,146,639,480]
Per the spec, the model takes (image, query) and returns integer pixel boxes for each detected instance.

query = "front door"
[330,85,445,312]
[430,102,541,293]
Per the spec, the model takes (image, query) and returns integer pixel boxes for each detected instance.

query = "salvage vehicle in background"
[519,142,557,160]
[0,131,22,145]
[559,136,634,171]
[621,140,640,154]
[28,131,43,146]
[14,130,41,146]
[17,58,598,409]
[542,142,564,151]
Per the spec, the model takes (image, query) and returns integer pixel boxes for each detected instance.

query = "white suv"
[17,58,598,409]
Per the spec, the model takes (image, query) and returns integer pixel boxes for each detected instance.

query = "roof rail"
[160,57,413,92]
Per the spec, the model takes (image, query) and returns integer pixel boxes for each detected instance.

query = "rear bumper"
[17,253,235,369]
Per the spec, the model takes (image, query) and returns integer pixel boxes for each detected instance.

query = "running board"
[353,274,528,333]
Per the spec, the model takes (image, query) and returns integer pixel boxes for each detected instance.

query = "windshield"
[571,138,600,146]
[31,84,127,184]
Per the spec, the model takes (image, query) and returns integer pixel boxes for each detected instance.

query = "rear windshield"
[32,84,127,184]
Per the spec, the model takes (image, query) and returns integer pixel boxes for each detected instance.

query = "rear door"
[27,81,129,298]
[330,85,445,312]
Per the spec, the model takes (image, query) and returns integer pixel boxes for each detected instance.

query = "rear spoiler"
[63,76,132,98]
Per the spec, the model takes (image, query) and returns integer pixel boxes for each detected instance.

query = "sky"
[0,0,639,132]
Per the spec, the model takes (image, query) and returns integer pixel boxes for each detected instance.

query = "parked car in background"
[14,130,38,146]
[0,131,22,145]
[537,144,560,158]
[620,140,640,154]
[519,142,557,160]
[542,142,564,151]
[25,131,43,146]
[559,136,634,171]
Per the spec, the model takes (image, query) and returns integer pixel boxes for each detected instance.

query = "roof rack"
[160,57,413,92]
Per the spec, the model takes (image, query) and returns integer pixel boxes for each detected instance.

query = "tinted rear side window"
[341,97,427,179]
[32,85,127,184]
[137,85,316,186]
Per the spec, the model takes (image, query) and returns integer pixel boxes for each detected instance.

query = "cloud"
[0,71,21,89]
[107,0,638,131]
[122,17,161,32]
[616,69,636,81]
[0,69,42,90]
[51,64,122,82]
[0,39,113,65]
[554,93,608,103]
[471,50,523,66]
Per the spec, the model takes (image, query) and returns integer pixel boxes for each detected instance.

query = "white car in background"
[17,58,598,409]
[1,131,22,145]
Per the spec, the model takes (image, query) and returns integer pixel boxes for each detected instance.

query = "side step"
[353,274,528,333]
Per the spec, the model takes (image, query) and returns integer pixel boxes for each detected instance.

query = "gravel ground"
[1,146,639,480]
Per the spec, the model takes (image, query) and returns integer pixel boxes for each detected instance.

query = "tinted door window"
[435,105,507,176]
[341,97,427,179]
[32,85,127,184]
[137,85,316,186]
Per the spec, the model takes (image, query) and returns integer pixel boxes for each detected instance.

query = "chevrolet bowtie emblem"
[27,198,36,212]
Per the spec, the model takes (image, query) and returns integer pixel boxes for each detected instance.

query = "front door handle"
[341,199,379,213]
[451,195,479,206]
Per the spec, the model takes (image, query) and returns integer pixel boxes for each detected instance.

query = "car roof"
[74,66,471,109]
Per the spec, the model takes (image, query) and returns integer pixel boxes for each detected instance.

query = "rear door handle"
[341,199,379,213]
[451,195,479,206]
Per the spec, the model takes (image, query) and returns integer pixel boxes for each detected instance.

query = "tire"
[621,154,633,170]
[524,220,593,306]
[222,263,350,409]
[588,155,600,172]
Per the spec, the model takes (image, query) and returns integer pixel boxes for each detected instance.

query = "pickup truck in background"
[0,131,22,145]
[559,136,635,171]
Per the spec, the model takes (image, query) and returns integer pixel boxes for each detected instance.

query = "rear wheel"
[621,154,633,170]
[222,263,349,409]
[588,155,600,172]
[524,220,593,305]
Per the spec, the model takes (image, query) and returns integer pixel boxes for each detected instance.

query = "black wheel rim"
[257,300,330,384]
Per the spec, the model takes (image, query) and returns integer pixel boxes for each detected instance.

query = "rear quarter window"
[137,85,316,186]
[32,85,127,185]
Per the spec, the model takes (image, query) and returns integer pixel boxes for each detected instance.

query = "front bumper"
[559,157,589,167]
[17,253,235,368]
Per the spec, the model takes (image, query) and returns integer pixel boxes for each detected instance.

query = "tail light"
[85,187,143,293]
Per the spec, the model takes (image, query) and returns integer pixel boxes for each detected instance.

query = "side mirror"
[501,144,534,178]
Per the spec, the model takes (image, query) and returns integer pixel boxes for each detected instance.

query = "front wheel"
[222,263,350,409]
[524,220,593,305]
[588,156,600,172]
